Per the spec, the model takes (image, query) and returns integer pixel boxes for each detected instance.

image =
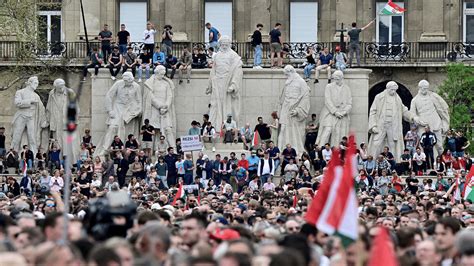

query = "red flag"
[22,159,27,177]
[368,227,398,266]
[462,165,474,197]
[252,130,260,147]
[305,149,341,225]
[172,183,184,206]
[292,194,297,208]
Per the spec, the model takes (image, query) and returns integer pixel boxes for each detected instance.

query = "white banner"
[180,135,203,152]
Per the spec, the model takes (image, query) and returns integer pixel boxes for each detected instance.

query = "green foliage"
[438,63,474,153]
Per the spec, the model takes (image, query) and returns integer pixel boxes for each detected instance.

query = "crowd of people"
[0,102,473,265]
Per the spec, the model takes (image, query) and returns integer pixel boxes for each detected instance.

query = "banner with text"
[180,135,203,152]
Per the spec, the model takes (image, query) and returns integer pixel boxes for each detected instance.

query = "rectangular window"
[290,1,318,42]
[464,2,474,43]
[120,1,147,42]
[37,11,62,43]
[376,2,404,43]
[204,1,233,42]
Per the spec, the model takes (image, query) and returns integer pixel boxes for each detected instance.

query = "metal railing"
[1,41,473,66]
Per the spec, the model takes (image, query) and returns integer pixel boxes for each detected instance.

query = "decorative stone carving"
[277,65,311,155]
[96,72,142,156]
[368,81,426,160]
[316,70,352,148]
[11,76,48,155]
[143,65,177,149]
[410,80,450,155]
[206,35,243,129]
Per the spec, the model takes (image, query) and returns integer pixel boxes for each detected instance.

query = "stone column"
[334,0,357,41]
[89,69,114,145]
[78,0,102,38]
[420,0,447,41]
[249,0,271,41]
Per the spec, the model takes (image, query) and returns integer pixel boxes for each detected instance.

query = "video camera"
[84,191,137,241]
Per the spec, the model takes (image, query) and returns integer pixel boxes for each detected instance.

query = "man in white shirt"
[143,21,156,54]
[222,114,238,143]
[413,147,427,174]
[257,152,274,186]
[322,143,332,163]
[248,175,259,191]
[263,177,275,191]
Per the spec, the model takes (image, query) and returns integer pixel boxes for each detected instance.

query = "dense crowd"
[0,109,473,266]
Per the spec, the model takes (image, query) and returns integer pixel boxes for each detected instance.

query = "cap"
[203,155,209,160]
[209,228,240,241]
[215,217,229,225]
[151,203,161,210]
[251,150,257,154]
[335,46,340,51]
[227,114,232,117]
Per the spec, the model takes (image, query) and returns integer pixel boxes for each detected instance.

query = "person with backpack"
[334,46,348,71]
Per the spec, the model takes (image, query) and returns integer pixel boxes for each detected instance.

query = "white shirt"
[263,182,275,191]
[249,180,259,191]
[322,149,332,161]
[49,176,64,193]
[413,152,426,165]
[258,158,275,176]
[143,29,156,44]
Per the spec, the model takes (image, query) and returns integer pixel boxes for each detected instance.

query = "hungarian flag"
[22,160,27,177]
[380,0,406,15]
[463,165,474,202]
[252,130,260,147]
[172,183,186,206]
[305,135,359,246]
[452,173,462,203]
[368,227,398,266]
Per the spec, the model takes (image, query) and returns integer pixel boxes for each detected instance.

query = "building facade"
[43,0,472,44]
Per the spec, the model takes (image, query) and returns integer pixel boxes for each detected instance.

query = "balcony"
[0,41,474,68]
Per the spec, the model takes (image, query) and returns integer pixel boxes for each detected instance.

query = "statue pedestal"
[89,68,372,147]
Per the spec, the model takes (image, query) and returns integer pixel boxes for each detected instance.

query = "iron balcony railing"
[0,41,473,66]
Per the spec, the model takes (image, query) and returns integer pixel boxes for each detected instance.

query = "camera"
[84,191,137,241]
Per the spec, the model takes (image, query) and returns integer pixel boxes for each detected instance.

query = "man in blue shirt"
[165,54,178,79]
[247,150,260,179]
[314,47,333,84]
[205,22,221,50]
[153,47,165,69]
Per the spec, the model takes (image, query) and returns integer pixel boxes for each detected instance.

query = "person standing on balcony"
[143,21,157,54]
[116,24,130,55]
[347,19,375,68]
[314,47,333,84]
[122,46,138,77]
[269,23,282,68]
[82,47,103,81]
[205,22,221,50]
[98,24,113,61]
[161,25,173,56]
[251,23,263,69]
[303,47,316,81]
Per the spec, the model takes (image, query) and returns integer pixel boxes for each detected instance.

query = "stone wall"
[90,68,372,148]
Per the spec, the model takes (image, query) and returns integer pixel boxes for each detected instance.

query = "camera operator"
[161,25,173,56]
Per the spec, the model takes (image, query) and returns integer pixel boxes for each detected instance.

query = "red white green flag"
[380,0,406,15]
[172,183,185,206]
[305,135,359,246]
[463,165,474,202]
[252,130,260,147]
[368,227,399,266]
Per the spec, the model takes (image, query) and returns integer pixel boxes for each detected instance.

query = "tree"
[438,63,474,153]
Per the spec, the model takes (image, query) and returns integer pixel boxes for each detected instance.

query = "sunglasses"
[46,203,56,207]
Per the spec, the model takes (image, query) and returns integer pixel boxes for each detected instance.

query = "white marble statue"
[206,35,243,129]
[96,72,142,156]
[46,79,76,149]
[277,65,311,155]
[143,65,177,149]
[410,80,450,155]
[368,81,426,160]
[316,70,352,148]
[11,76,48,155]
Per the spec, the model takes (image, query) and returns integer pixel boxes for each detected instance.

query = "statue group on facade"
[10,34,450,163]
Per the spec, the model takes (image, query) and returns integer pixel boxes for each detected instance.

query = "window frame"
[289,0,318,43]
[37,10,62,43]
[375,2,405,43]
[463,2,474,43]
